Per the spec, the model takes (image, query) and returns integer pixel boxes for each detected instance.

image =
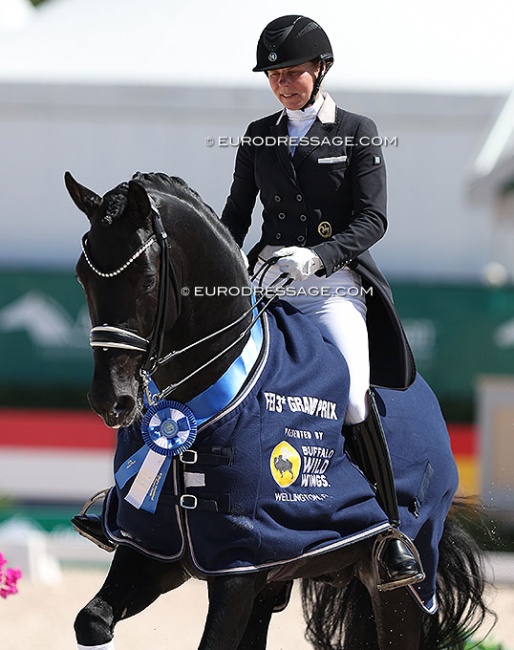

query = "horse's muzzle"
[88,390,140,429]
[87,349,144,428]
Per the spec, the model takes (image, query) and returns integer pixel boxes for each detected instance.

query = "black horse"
[65,171,491,650]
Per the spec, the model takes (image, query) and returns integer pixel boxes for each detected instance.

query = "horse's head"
[66,171,168,427]
[65,171,251,429]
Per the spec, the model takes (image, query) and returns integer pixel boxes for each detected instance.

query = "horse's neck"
[153,245,253,403]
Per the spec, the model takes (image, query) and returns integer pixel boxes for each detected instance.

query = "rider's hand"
[274,247,324,281]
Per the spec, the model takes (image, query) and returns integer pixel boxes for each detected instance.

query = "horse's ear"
[127,180,152,225]
[64,172,102,220]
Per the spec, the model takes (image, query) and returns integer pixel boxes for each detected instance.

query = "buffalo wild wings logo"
[270,442,301,487]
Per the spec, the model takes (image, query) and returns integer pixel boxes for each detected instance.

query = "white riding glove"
[239,248,249,270]
[274,247,324,281]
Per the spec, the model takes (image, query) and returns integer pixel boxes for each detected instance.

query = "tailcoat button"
[275,233,282,240]
[297,235,305,243]
[278,212,286,219]
[299,214,307,221]
[296,194,303,202]
[274,195,282,202]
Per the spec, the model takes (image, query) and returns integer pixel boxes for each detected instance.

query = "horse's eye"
[142,276,157,292]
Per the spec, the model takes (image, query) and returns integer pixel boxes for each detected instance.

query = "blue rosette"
[141,400,197,457]
[115,400,197,513]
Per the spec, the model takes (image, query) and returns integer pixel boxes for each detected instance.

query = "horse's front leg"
[74,546,189,648]
[199,573,269,650]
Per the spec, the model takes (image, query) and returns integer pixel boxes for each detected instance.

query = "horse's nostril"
[114,395,136,416]
[88,390,137,427]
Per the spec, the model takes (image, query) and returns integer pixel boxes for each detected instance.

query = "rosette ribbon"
[115,401,197,513]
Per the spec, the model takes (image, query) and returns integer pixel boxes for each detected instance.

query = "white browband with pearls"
[81,234,157,278]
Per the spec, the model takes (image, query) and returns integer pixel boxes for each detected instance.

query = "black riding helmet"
[253,15,334,108]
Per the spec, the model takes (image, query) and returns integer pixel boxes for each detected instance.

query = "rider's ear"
[64,171,102,219]
[127,180,152,226]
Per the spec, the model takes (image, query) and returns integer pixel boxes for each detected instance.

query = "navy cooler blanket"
[104,301,458,613]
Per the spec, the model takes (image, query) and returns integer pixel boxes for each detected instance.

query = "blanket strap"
[180,447,233,467]
[162,492,231,513]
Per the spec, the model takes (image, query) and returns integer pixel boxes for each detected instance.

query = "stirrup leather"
[372,528,425,592]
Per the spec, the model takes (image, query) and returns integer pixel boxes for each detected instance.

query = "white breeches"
[256,246,370,424]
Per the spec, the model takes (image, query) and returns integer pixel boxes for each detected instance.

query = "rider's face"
[267,61,319,110]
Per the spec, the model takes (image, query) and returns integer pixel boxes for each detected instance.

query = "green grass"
[465,640,509,650]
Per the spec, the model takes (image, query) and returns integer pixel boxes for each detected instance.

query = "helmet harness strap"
[302,57,333,111]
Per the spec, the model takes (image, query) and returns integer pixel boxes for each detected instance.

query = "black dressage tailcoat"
[221,94,415,389]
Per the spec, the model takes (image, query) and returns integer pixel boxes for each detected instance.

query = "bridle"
[83,200,179,380]
[82,200,291,403]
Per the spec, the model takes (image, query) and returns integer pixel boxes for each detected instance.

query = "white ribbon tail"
[125,450,167,509]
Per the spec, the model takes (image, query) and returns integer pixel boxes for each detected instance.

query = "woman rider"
[220,14,424,591]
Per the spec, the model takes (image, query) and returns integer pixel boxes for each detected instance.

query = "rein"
[153,267,289,401]
[84,202,290,402]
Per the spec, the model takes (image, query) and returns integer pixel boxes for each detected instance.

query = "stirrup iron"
[372,528,425,592]
[71,489,115,553]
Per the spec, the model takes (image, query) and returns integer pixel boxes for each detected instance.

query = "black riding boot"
[71,490,116,553]
[345,389,425,591]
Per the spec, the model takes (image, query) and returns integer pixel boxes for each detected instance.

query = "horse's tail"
[300,498,494,650]
[422,498,495,649]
